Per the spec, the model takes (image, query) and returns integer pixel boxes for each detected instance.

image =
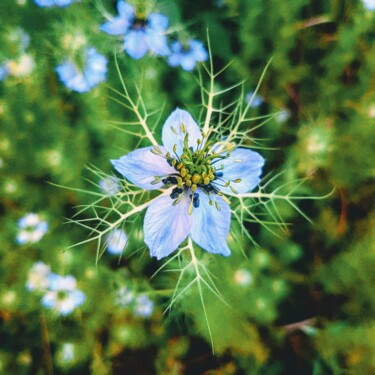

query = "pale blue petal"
[111,146,175,190]
[190,191,231,256]
[124,30,148,59]
[70,290,85,306]
[161,108,202,155]
[144,194,192,260]
[41,292,57,308]
[147,13,168,31]
[180,55,197,71]
[216,148,264,195]
[145,32,169,56]
[117,1,134,20]
[190,40,208,62]
[100,16,130,35]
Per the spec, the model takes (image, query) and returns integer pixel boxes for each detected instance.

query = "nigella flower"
[246,91,263,108]
[116,286,134,307]
[56,47,107,93]
[0,63,9,81]
[99,176,121,195]
[234,268,253,286]
[167,39,208,71]
[100,1,169,59]
[16,213,48,244]
[134,294,154,318]
[362,0,375,10]
[112,108,265,260]
[33,0,79,7]
[106,229,128,255]
[26,261,51,291]
[41,274,85,316]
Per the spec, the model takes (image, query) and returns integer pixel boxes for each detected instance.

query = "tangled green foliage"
[0,0,374,374]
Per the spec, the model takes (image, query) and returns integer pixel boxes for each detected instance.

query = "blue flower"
[26,261,51,291]
[167,39,208,71]
[116,286,134,307]
[56,47,107,93]
[246,91,263,108]
[99,176,121,195]
[41,274,85,316]
[106,229,128,255]
[16,213,48,244]
[0,63,9,81]
[134,294,154,318]
[100,1,169,59]
[33,0,79,7]
[362,0,375,10]
[111,108,265,260]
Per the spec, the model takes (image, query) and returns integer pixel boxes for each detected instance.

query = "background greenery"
[1,0,374,374]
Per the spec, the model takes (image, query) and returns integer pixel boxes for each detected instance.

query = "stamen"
[170,126,179,135]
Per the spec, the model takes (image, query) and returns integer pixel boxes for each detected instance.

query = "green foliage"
[1,0,374,373]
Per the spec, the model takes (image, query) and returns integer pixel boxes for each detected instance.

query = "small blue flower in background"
[16,213,48,244]
[362,0,375,10]
[100,1,169,59]
[42,274,85,316]
[234,268,253,287]
[34,0,79,8]
[168,39,208,71]
[106,229,128,255]
[134,294,154,318]
[246,91,263,108]
[99,176,121,195]
[59,343,75,363]
[56,47,107,93]
[112,108,264,260]
[0,64,9,81]
[276,108,291,123]
[116,286,134,307]
[26,261,51,291]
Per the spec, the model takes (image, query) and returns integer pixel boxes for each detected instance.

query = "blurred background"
[1,0,374,374]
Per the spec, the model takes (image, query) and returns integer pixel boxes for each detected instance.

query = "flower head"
[100,1,169,59]
[362,0,375,10]
[168,39,208,71]
[246,91,263,108]
[41,274,85,316]
[112,108,264,260]
[106,229,128,255]
[56,47,107,93]
[134,294,154,318]
[99,176,121,195]
[33,0,79,7]
[116,285,134,307]
[16,213,48,244]
[26,261,51,291]
[0,64,9,81]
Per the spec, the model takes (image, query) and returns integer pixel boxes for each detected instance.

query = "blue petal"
[41,292,57,308]
[144,194,192,260]
[100,16,130,35]
[190,40,208,62]
[161,108,202,156]
[70,290,85,306]
[124,30,148,59]
[217,148,265,194]
[147,13,169,31]
[111,146,175,190]
[145,32,169,56]
[190,191,231,256]
[117,1,134,20]
[179,55,197,71]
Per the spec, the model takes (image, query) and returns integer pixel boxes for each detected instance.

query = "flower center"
[151,125,241,214]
